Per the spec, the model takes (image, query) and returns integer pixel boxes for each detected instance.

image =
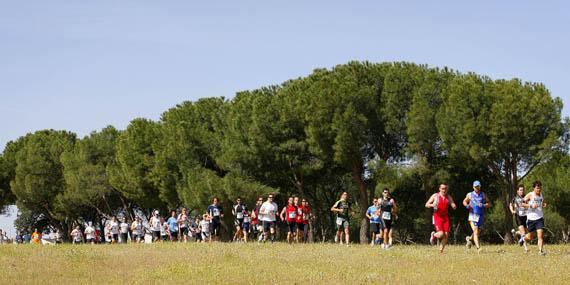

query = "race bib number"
[213,209,220,216]
[237,212,244,219]
[288,212,297,219]
[469,213,480,222]
[382,212,391,220]
[518,209,525,216]
[336,217,344,226]
[244,216,250,223]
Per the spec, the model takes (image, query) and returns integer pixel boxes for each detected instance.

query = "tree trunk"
[351,161,369,244]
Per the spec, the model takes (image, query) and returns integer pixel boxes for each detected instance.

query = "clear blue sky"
[0,1,569,234]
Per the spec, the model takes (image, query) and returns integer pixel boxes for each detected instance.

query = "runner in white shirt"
[177,208,190,243]
[70,226,83,244]
[160,217,168,242]
[119,218,129,244]
[84,222,95,244]
[130,217,143,243]
[109,216,120,244]
[259,194,279,243]
[522,181,548,255]
[200,214,212,243]
[149,210,161,242]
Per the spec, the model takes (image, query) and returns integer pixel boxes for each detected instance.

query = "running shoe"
[466,236,472,249]
[429,231,436,245]
[539,251,547,256]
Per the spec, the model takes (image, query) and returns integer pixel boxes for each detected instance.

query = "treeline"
[1,61,568,243]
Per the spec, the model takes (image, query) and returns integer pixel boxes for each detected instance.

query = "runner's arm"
[462,194,470,208]
[330,201,340,213]
[392,199,398,214]
[509,200,516,214]
[425,195,435,208]
[521,193,532,208]
[448,195,457,210]
[483,193,490,208]
[280,207,286,221]
[365,209,372,220]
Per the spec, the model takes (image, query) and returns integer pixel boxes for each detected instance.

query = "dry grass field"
[1,242,569,284]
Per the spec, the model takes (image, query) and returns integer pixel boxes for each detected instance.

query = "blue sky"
[0,1,569,234]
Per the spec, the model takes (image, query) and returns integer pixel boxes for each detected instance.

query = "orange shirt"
[31,232,41,244]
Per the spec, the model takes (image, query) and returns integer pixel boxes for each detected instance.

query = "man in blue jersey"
[365,197,382,246]
[463,180,490,253]
[207,197,224,241]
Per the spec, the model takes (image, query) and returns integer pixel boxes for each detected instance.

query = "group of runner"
[426,180,547,255]
[15,180,549,254]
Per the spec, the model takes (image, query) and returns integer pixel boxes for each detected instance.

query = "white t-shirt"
[71,229,82,241]
[120,222,129,234]
[260,201,278,222]
[178,214,188,228]
[200,220,210,233]
[110,221,119,235]
[527,192,544,221]
[84,226,95,239]
[131,221,142,235]
[150,216,161,231]
[160,222,167,236]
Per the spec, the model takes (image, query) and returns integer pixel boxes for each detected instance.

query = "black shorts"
[211,222,221,236]
[235,219,244,228]
[263,221,276,232]
[170,230,178,238]
[86,238,94,243]
[121,233,128,242]
[287,222,297,233]
[161,235,168,241]
[153,231,161,239]
[296,222,304,231]
[242,223,250,232]
[180,227,189,236]
[515,215,527,227]
[112,234,119,241]
[382,219,392,230]
[527,218,545,232]
[370,223,381,234]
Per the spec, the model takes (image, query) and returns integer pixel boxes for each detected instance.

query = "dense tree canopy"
[1,61,567,243]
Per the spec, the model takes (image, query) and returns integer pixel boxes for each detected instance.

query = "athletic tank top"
[434,193,449,217]
[285,204,297,222]
[380,199,394,220]
[512,196,527,217]
[470,191,485,215]
[526,192,544,221]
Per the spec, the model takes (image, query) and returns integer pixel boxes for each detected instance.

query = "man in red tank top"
[280,197,298,244]
[425,183,457,253]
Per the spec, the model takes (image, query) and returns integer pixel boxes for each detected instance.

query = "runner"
[259,194,279,243]
[130,217,143,243]
[167,210,179,242]
[380,188,398,249]
[232,197,246,242]
[70,226,83,244]
[160,217,169,242]
[463,180,489,253]
[425,183,457,253]
[191,216,202,243]
[207,197,224,241]
[301,199,312,242]
[109,216,120,244]
[509,185,528,247]
[280,196,297,244]
[366,197,382,246]
[242,208,251,243]
[331,192,352,245]
[177,208,190,243]
[200,214,212,243]
[149,210,162,242]
[251,197,264,242]
[84,222,95,244]
[522,181,548,255]
[119,218,129,244]
[294,197,304,243]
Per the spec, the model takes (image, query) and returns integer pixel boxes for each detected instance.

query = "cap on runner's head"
[154,210,159,215]
[473,181,481,187]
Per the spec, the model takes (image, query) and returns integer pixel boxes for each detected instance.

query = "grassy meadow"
[1,242,569,284]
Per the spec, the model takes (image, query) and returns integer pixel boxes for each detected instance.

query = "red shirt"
[285,204,298,223]
[295,205,304,223]
[302,206,311,224]
[434,193,449,217]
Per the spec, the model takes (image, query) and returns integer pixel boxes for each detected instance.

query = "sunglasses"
[268,197,274,199]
